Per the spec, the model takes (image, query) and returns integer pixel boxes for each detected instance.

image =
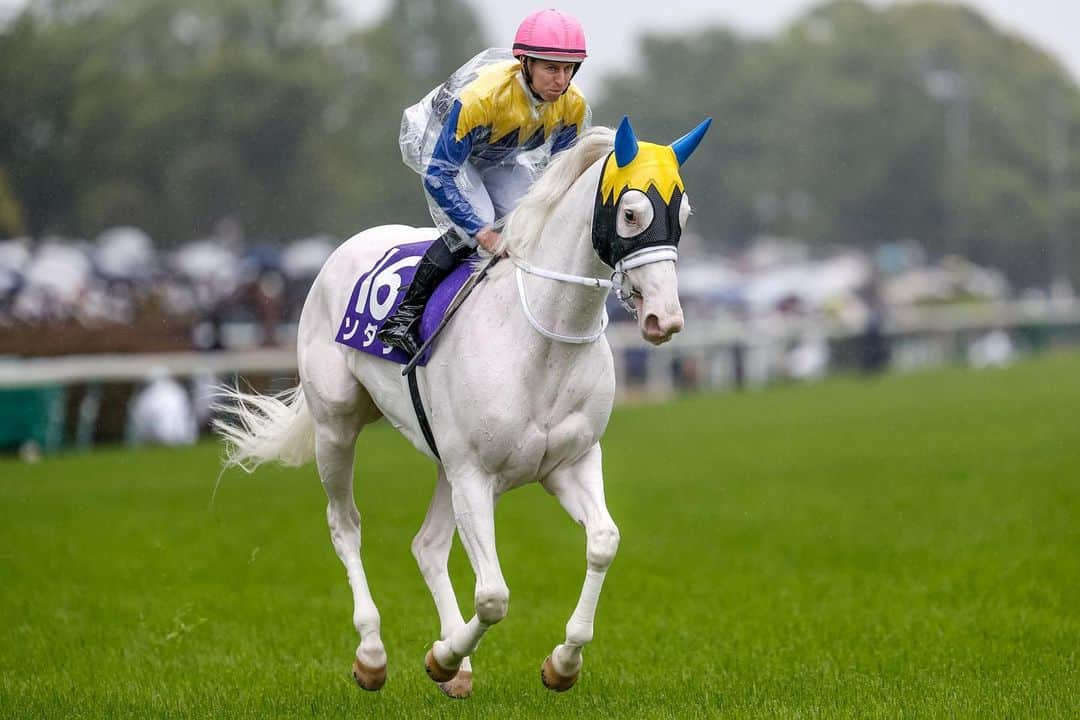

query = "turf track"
[1,352,1078,718]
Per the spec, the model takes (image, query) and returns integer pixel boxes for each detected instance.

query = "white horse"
[216,116,711,698]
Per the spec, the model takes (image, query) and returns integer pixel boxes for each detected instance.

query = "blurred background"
[1,0,1078,457]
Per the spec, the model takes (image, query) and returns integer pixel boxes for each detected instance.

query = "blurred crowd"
[0,226,338,352]
[1,225,1055,339]
[3,226,1074,456]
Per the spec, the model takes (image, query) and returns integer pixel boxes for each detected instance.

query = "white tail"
[213,384,316,472]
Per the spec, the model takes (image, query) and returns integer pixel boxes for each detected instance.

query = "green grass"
[1,353,1078,719]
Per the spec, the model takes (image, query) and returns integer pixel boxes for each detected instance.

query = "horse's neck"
[516,163,610,338]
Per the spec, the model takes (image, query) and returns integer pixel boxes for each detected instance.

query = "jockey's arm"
[423,101,488,239]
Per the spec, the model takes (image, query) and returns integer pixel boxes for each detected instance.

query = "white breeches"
[427,160,535,250]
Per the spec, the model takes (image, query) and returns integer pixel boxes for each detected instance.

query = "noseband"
[511,244,678,344]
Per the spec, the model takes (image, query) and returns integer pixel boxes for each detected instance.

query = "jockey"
[378,8,590,357]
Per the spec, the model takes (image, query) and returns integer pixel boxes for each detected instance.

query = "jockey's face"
[527,59,576,102]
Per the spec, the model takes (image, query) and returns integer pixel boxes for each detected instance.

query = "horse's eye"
[616,190,652,237]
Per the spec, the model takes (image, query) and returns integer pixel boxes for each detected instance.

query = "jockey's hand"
[474,226,502,255]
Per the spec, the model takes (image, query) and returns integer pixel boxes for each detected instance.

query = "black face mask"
[592,171,684,269]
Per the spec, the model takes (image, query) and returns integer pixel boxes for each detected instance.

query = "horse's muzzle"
[634,295,684,346]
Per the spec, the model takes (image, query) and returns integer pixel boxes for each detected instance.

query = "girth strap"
[407,367,440,460]
[400,254,504,461]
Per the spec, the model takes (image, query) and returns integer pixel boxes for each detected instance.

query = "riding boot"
[377,231,471,357]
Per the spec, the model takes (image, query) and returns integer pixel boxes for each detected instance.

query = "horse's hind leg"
[411,468,473,698]
[539,444,619,691]
[301,350,386,690]
[426,466,509,684]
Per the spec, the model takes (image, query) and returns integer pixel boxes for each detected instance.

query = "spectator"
[127,368,197,446]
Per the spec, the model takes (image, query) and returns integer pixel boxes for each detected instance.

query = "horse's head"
[592,116,711,345]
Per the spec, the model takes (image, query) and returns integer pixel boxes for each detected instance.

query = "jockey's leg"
[427,468,508,679]
[411,467,474,696]
[379,162,493,357]
[483,162,534,221]
[540,444,619,690]
[301,349,387,689]
[375,230,472,357]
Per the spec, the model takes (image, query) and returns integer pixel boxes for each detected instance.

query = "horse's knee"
[475,586,509,625]
[586,525,620,569]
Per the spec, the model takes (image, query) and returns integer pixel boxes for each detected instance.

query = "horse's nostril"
[644,314,662,336]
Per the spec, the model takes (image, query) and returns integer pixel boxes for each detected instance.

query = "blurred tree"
[0,0,484,245]
[0,11,84,236]
[311,0,486,234]
[594,0,1080,287]
[0,168,25,235]
[64,0,343,242]
[886,1,1080,286]
[3,0,1077,287]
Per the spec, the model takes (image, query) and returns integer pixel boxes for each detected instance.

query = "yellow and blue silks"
[426,61,588,237]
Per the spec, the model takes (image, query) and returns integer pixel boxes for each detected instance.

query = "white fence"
[2,299,1078,395]
[606,298,1080,395]
[1,299,1077,452]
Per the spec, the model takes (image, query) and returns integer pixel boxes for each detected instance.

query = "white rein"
[511,246,679,344]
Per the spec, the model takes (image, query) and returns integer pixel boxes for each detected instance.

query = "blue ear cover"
[671,117,712,166]
[614,116,639,168]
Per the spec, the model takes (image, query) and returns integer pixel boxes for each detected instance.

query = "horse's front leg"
[425,467,509,685]
[411,467,473,698]
[540,444,619,691]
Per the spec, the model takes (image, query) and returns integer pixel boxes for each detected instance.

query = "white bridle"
[512,246,679,344]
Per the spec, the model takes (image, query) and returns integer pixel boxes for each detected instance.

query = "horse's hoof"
[425,647,459,683]
[438,670,473,699]
[352,657,387,691]
[540,655,578,692]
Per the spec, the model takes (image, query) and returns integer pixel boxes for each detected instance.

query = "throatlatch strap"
[407,367,440,460]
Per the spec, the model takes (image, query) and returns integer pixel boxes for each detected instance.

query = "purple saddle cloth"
[334,240,474,366]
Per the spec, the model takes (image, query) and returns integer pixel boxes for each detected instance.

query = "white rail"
[0,349,298,389]
[0,300,1077,392]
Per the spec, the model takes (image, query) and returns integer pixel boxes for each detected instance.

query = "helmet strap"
[520,58,544,102]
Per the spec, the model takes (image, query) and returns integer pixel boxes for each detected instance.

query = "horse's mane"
[493,127,615,258]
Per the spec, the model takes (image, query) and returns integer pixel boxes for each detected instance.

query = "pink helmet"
[512,9,587,62]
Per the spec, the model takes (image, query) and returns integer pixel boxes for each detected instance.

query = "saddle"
[335,240,477,367]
